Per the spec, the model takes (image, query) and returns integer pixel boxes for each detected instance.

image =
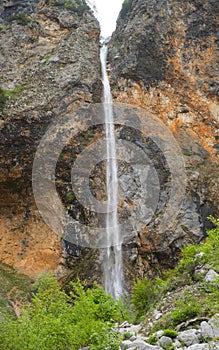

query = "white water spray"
[100,44,123,298]
[85,0,124,298]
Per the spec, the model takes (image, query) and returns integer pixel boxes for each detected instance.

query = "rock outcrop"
[118,315,219,349]
[0,0,218,284]
[0,0,101,275]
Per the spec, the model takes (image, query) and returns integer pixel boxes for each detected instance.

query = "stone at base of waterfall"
[118,321,142,334]
[176,329,201,347]
[173,339,181,348]
[158,336,173,349]
[129,335,137,341]
[154,330,164,339]
[201,313,219,338]
[152,309,163,320]
[205,269,219,283]
[187,343,219,350]
[120,339,162,350]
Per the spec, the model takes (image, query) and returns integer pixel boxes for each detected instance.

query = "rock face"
[0,0,218,283]
[109,0,219,277]
[0,0,101,275]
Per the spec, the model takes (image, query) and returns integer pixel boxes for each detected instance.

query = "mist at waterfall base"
[85,0,124,298]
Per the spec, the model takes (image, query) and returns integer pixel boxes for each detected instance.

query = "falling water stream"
[100,44,123,298]
[85,0,124,298]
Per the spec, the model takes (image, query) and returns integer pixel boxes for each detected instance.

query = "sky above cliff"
[86,0,124,38]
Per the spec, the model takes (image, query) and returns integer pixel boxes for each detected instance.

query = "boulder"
[205,270,219,283]
[158,336,173,349]
[121,339,162,350]
[177,329,200,347]
[187,344,214,350]
[201,314,219,339]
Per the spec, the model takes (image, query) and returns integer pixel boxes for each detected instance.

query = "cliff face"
[0,0,218,282]
[109,0,218,276]
[0,0,101,275]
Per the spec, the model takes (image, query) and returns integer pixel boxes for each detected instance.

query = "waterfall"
[85,0,124,298]
[100,44,123,298]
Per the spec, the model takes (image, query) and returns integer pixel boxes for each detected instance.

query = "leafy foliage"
[131,217,219,327]
[0,275,124,350]
[131,277,160,320]
[162,329,178,338]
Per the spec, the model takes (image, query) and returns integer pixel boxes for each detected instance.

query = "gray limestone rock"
[201,314,219,339]
[177,329,200,347]
[187,344,215,350]
[121,339,162,350]
[205,270,219,283]
[158,336,173,349]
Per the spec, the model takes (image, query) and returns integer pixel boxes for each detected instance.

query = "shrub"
[131,277,159,319]
[170,296,202,325]
[0,276,124,350]
[123,332,133,340]
[163,329,178,338]
[147,334,157,345]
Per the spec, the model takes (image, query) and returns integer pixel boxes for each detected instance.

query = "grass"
[2,84,27,97]
[0,84,27,111]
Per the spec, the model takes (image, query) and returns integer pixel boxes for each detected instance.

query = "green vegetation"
[9,13,31,26]
[122,332,133,340]
[147,334,158,345]
[131,216,219,328]
[0,217,218,348]
[120,0,132,19]
[0,274,126,350]
[162,329,178,338]
[66,193,75,202]
[0,24,6,31]
[2,84,27,98]
[0,261,32,318]
[0,84,27,111]
[147,330,177,346]
[52,0,89,15]
[131,276,161,320]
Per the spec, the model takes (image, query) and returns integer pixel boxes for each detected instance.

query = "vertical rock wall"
[0,0,101,276]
